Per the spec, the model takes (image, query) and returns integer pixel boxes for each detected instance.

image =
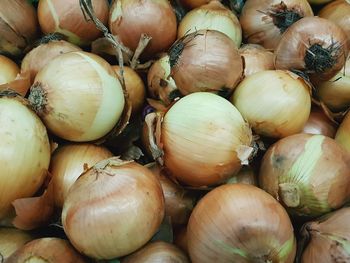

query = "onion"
[179,0,214,9]
[226,166,258,186]
[112,66,146,116]
[28,51,125,142]
[240,0,313,50]
[299,207,350,263]
[178,1,242,48]
[21,39,81,84]
[239,44,275,77]
[0,93,50,221]
[231,70,311,138]
[169,30,243,96]
[174,226,188,255]
[302,106,336,137]
[38,0,109,46]
[275,17,349,82]
[335,111,350,153]
[109,0,177,58]
[161,92,253,186]
[188,184,296,262]
[121,241,189,263]
[307,0,333,4]
[6,238,86,263]
[62,157,165,259]
[0,228,33,261]
[0,55,19,85]
[50,143,113,207]
[0,0,38,56]
[259,133,350,218]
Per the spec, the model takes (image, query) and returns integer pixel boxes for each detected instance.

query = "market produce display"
[0,0,350,262]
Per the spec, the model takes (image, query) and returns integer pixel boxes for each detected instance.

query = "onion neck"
[28,83,47,115]
[279,183,301,208]
[268,2,303,33]
[304,43,340,74]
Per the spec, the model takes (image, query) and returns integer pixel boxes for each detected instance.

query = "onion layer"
[0,228,33,261]
[0,55,19,85]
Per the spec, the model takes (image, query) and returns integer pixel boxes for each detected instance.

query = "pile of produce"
[0,0,350,262]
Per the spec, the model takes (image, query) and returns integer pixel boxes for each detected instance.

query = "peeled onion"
[302,107,336,137]
[28,51,125,142]
[0,55,19,85]
[0,228,33,261]
[335,111,350,153]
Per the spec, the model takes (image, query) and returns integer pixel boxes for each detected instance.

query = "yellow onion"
[0,0,38,56]
[161,92,253,186]
[0,93,50,221]
[239,44,275,77]
[188,184,296,262]
[109,0,177,58]
[0,55,19,85]
[112,66,146,116]
[62,157,165,259]
[38,0,109,46]
[169,30,243,96]
[50,143,113,208]
[302,107,336,137]
[240,0,313,50]
[299,207,350,263]
[21,39,81,84]
[259,133,350,218]
[178,1,242,47]
[335,111,350,153]
[226,166,258,186]
[121,241,189,263]
[275,17,349,82]
[28,51,125,142]
[231,70,311,138]
[0,228,33,261]
[6,237,86,263]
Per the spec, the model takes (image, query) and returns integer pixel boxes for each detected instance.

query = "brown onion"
[109,0,177,58]
[62,157,165,259]
[226,166,258,186]
[335,111,350,153]
[0,55,19,85]
[259,133,350,218]
[302,107,336,137]
[179,0,214,9]
[308,0,333,4]
[38,0,109,46]
[188,184,296,262]
[240,0,313,50]
[0,0,38,56]
[6,237,86,263]
[169,30,243,96]
[0,228,33,261]
[275,17,349,82]
[239,44,275,77]
[121,241,189,263]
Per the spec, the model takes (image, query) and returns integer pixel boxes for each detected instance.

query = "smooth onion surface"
[335,111,350,153]
[0,55,19,85]
[0,228,33,261]
[302,107,336,137]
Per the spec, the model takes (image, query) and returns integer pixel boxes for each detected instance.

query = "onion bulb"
[179,0,214,9]
[38,0,109,46]
[0,55,19,85]
[6,238,86,263]
[50,143,113,207]
[121,241,189,263]
[62,157,164,259]
[28,51,125,142]
[226,166,258,186]
[0,228,33,261]
[0,0,38,56]
[109,0,177,58]
[259,133,350,218]
[161,92,253,186]
[169,30,243,96]
[231,70,311,138]
[308,0,333,4]
[240,0,313,50]
[302,107,336,137]
[0,94,50,221]
[188,184,296,262]
[239,44,275,77]
[335,111,350,153]
[275,17,349,82]
[299,207,350,263]
[178,1,242,48]
[21,39,81,84]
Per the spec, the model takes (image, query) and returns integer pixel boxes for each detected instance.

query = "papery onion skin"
[6,237,87,263]
[162,92,253,187]
[226,166,258,186]
[231,70,311,138]
[170,30,243,96]
[259,133,350,218]
[0,55,19,85]
[38,0,109,46]
[62,157,165,259]
[0,95,50,221]
[302,107,336,137]
[335,111,350,153]
[50,143,113,208]
[121,241,189,263]
[28,51,125,142]
[0,0,38,56]
[0,228,33,261]
[109,0,177,58]
[21,40,82,84]
[275,17,349,82]
[240,0,313,50]
[188,184,296,263]
[178,1,242,48]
